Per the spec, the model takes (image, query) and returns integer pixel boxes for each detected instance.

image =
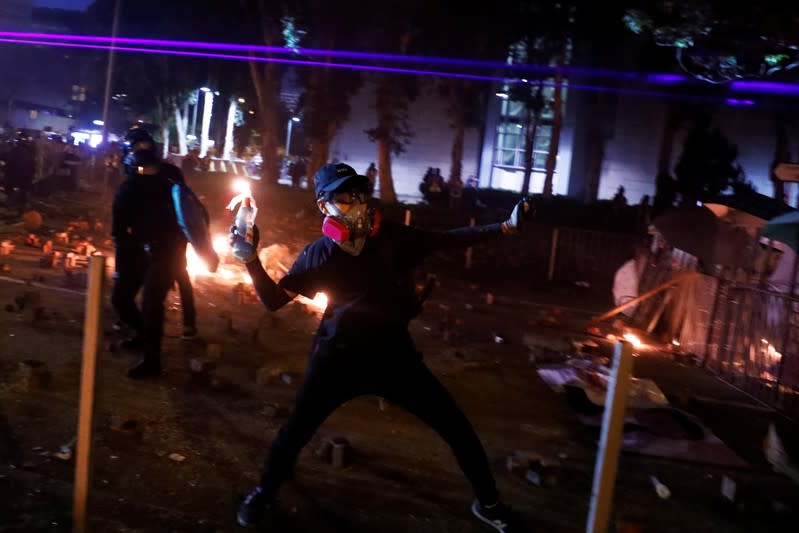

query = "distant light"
[291,116,300,122]
[214,91,220,96]
[696,200,703,206]
[186,134,197,140]
[730,80,799,96]
[200,87,211,92]
[521,78,528,83]
[725,98,755,107]
[645,73,687,84]
[495,92,509,99]
[92,119,104,126]
[237,97,245,103]
[136,119,143,123]
[515,123,523,128]
[248,110,255,115]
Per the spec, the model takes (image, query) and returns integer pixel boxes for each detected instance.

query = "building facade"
[327,72,784,206]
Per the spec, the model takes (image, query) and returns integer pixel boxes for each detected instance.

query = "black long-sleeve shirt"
[248,220,504,353]
[111,163,186,254]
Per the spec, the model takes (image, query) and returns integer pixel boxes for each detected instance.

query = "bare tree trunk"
[449,105,465,183]
[249,61,280,185]
[375,79,397,202]
[243,0,282,188]
[162,123,170,160]
[771,114,789,203]
[543,53,564,197]
[174,106,187,155]
[657,102,679,176]
[377,139,394,202]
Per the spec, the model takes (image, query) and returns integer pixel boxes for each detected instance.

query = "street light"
[237,97,246,103]
[285,116,300,160]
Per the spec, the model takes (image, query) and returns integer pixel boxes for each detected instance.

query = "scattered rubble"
[17,360,51,391]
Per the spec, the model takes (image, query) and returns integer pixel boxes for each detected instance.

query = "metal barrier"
[709,283,799,418]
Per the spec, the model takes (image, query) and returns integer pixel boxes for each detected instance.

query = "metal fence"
[707,283,799,418]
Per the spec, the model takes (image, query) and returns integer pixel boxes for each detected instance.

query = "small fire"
[622,332,643,349]
[213,235,229,254]
[297,292,328,313]
[186,241,251,284]
[233,179,252,196]
[311,292,328,310]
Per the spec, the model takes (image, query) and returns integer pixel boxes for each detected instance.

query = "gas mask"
[321,196,381,256]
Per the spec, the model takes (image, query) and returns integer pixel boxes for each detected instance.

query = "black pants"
[259,349,499,505]
[111,245,149,334]
[175,267,196,329]
[111,242,194,360]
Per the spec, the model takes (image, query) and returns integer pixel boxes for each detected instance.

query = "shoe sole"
[471,501,508,532]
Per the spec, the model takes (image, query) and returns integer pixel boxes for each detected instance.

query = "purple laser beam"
[0,37,745,105]
[0,30,708,84]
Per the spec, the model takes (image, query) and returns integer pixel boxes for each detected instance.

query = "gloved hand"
[229,224,260,263]
[502,197,533,233]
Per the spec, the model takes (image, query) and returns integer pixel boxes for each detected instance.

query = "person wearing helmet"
[111,126,199,379]
[231,163,531,532]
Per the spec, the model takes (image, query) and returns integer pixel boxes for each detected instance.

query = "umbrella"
[763,210,799,253]
[651,206,754,268]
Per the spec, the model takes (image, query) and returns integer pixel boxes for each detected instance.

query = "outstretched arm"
[418,198,532,253]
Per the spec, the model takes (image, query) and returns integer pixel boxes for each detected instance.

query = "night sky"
[34,0,93,11]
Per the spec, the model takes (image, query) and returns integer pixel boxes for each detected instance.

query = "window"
[494,120,552,171]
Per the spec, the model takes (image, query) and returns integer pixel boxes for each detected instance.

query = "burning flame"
[622,332,643,349]
[311,292,328,310]
[297,292,328,313]
[213,235,229,254]
[233,179,252,196]
[186,241,251,284]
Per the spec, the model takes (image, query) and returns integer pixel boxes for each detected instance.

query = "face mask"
[321,202,381,256]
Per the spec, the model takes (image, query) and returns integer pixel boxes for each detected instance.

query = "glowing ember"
[186,242,252,284]
[213,235,229,253]
[311,292,328,310]
[297,291,328,313]
[622,333,643,349]
[233,179,252,196]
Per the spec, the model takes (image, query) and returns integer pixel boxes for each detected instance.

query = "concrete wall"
[330,79,481,202]
[593,97,778,203]
[596,95,666,202]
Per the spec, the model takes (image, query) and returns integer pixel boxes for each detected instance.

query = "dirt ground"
[1,178,797,532]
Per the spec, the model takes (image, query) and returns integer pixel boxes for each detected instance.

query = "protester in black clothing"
[111,126,199,379]
[232,163,529,531]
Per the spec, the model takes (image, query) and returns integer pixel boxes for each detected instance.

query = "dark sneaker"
[119,336,144,351]
[237,486,273,528]
[181,326,198,340]
[471,500,519,532]
[126,358,162,379]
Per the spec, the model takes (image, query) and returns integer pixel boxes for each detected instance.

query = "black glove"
[503,197,534,233]
[229,224,261,263]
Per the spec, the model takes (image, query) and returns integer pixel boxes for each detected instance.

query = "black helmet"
[123,125,159,170]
